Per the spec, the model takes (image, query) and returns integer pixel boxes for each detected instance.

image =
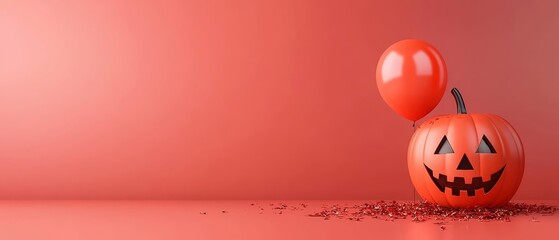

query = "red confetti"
[308,201,557,222]
[273,203,288,210]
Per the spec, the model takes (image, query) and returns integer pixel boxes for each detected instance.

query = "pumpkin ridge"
[420,121,440,204]
[468,114,481,176]
[499,116,525,198]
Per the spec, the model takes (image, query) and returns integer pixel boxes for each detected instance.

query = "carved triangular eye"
[435,136,454,154]
[476,135,497,154]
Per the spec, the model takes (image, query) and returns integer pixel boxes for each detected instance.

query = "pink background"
[0,0,558,200]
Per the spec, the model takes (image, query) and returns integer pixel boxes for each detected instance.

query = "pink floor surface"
[0,200,556,240]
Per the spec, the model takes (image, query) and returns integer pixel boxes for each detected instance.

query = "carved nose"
[457,154,474,170]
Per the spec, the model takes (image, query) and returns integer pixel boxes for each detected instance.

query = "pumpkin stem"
[451,88,467,114]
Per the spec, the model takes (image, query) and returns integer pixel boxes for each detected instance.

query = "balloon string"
[412,121,416,203]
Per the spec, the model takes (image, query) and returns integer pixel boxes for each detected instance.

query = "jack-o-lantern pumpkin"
[408,88,524,208]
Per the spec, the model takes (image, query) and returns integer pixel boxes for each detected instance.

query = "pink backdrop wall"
[1,0,558,199]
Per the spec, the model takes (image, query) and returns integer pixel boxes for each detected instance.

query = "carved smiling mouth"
[424,164,505,196]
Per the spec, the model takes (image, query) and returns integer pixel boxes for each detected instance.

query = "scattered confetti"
[273,203,288,210]
[308,201,557,222]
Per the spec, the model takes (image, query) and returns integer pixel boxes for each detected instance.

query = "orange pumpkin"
[408,88,524,208]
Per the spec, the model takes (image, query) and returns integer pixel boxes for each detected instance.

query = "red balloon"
[376,39,447,121]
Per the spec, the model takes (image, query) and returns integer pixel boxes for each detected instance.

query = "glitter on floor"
[0,200,556,240]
